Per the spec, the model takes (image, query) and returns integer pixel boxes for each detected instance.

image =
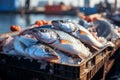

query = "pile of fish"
[0,18,119,65]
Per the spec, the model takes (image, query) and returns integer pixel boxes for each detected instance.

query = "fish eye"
[40,29,47,32]
[45,48,50,52]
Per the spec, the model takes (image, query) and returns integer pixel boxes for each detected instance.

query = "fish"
[19,25,53,35]
[25,44,60,62]
[13,36,59,62]
[78,18,93,28]
[93,19,120,41]
[56,50,82,64]
[0,35,15,54]
[27,28,92,59]
[13,36,37,55]
[52,20,108,49]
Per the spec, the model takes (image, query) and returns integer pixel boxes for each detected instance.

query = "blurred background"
[0,0,120,33]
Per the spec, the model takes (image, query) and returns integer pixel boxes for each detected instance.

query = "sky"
[19,0,120,8]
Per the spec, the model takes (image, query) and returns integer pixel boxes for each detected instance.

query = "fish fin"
[79,30,88,35]
[59,39,72,44]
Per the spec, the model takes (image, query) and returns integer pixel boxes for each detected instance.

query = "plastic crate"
[0,45,112,80]
[0,31,117,80]
[109,38,120,57]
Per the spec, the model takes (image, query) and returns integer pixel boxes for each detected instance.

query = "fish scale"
[13,36,60,61]
[30,28,92,59]
[54,29,87,49]
[52,20,108,49]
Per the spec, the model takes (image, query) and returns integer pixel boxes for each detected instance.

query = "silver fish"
[13,36,59,62]
[52,20,107,49]
[14,36,37,55]
[28,28,92,59]
[19,25,53,35]
[1,35,16,55]
[93,19,120,41]
[56,50,82,64]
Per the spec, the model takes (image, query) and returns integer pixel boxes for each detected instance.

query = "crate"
[0,31,117,80]
[109,38,120,57]
[80,58,104,80]
[112,38,120,47]
[0,45,112,80]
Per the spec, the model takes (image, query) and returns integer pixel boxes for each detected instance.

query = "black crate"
[0,45,113,80]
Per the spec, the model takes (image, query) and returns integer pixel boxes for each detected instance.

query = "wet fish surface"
[25,27,92,59]
[93,19,120,41]
[52,20,107,49]
[13,36,60,61]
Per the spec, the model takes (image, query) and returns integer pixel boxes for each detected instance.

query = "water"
[0,13,78,33]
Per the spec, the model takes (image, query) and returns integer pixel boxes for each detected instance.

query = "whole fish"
[13,36,37,55]
[0,35,16,55]
[0,34,22,55]
[13,36,59,62]
[27,28,92,59]
[93,19,120,41]
[52,20,108,49]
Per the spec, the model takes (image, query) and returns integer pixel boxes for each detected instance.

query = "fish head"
[52,20,76,33]
[35,44,60,62]
[43,47,59,59]
[31,28,58,44]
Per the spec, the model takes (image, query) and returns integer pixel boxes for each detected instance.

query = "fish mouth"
[44,46,60,57]
[43,52,60,62]
[45,57,59,62]
[44,48,59,58]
